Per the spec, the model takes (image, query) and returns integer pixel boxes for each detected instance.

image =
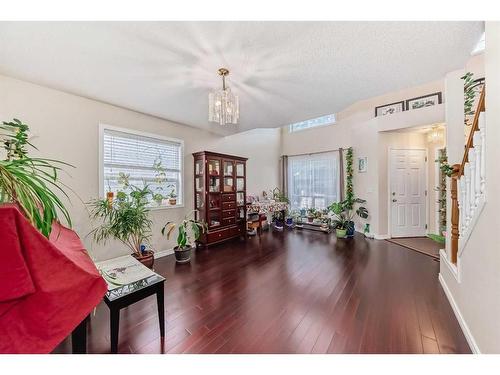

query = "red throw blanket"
[0,205,107,353]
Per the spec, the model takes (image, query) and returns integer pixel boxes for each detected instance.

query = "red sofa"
[0,205,107,354]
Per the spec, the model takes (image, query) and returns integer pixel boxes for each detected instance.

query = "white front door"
[390,149,427,238]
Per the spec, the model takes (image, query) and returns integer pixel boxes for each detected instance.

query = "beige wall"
[281,79,444,236]
[440,22,500,353]
[0,74,281,261]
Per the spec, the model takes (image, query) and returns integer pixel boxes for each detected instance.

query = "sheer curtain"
[287,151,340,211]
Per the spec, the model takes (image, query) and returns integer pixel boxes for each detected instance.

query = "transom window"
[289,114,336,132]
[287,151,340,211]
[101,126,183,207]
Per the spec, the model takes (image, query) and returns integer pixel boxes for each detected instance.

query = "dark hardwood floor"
[54,230,470,354]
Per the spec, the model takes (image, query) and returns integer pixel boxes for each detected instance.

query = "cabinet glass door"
[223,161,234,176]
[208,159,221,193]
[236,177,245,191]
[236,162,245,177]
[195,159,204,176]
[223,177,234,192]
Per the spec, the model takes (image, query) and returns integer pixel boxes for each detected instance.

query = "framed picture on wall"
[358,157,367,173]
[374,101,405,117]
[405,92,442,110]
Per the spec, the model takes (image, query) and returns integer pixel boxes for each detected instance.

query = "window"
[287,151,340,211]
[289,114,336,132]
[101,126,183,207]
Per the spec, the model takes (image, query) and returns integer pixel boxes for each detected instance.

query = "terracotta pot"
[174,245,192,264]
[106,191,114,207]
[169,198,177,205]
[132,250,155,269]
[307,216,314,223]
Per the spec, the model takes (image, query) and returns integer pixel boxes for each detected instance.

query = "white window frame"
[288,114,336,133]
[98,123,185,210]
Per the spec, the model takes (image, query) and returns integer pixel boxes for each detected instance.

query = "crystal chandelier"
[208,68,239,125]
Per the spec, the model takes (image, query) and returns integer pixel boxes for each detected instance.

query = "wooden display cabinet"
[193,151,247,247]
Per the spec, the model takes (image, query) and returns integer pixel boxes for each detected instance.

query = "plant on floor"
[342,147,369,236]
[328,198,368,238]
[88,184,153,261]
[161,210,206,263]
[0,118,73,237]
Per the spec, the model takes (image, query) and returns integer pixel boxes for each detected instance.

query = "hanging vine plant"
[345,147,354,209]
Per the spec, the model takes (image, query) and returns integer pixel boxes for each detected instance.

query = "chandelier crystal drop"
[208,68,239,125]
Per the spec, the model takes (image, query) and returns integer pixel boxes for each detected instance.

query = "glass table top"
[96,255,166,302]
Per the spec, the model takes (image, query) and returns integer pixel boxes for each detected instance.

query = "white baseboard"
[154,248,174,259]
[438,273,480,353]
[374,234,390,240]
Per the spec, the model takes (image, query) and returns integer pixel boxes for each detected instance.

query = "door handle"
[392,199,397,202]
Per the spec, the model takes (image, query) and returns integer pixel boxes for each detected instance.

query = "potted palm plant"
[88,184,155,268]
[161,211,206,263]
[0,119,73,237]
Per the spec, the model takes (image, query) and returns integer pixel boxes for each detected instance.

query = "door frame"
[387,147,429,238]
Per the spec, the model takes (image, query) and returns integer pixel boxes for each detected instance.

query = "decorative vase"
[336,228,347,238]
[132,250,155,269]
[174,245,192,264]
[346,221,355,237]
[285,217,293,227]
[307,216,314,223]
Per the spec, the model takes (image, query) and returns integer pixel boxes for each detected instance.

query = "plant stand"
[295,218,332,233]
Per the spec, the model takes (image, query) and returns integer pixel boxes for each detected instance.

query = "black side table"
[103,274,165,354]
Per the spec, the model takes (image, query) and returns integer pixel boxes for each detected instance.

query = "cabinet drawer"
[222,201,236,210]
[207,228,231,243]
[222,209,236,218]
[221,193,236,202]
[221,217,236,226]
[230,225,244,237]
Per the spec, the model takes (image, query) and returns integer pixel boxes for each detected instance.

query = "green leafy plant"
[328,198,368,230]
[0,118,73,237]
[270,187,289,204]
[462,72,476,126]
[345,147,354,209]
[161,211,206,249]
[88,184,153,256]
[435,148,448,234]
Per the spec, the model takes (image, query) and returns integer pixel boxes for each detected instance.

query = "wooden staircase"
[450,86,486,264]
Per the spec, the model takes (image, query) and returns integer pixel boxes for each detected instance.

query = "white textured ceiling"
[0,21,483,135]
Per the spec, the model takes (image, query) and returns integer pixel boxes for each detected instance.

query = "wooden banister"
[450,164,461,264]
[460,87,485,176]
[450,85,485,264]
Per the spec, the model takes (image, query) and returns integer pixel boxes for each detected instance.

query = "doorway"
[389,149,427,238]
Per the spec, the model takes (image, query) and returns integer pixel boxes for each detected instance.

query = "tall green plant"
[345,147,354,209]
[88,185,153,256]
[0,119,73,237]
[462,72,476,126]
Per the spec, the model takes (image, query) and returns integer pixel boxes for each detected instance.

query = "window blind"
[102,128,183,206]
[287,151,340,211]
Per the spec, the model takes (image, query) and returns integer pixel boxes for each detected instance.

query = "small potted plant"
[328,202,351,238]
[161,211,206,264]
[306,208,316,223]
[167,186,177,206]
[88,184,155,268]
